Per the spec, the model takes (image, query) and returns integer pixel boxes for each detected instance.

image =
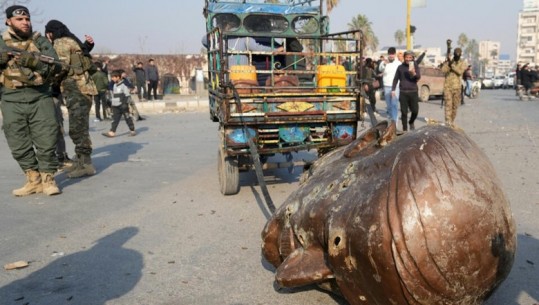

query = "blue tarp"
[207,3,319,15]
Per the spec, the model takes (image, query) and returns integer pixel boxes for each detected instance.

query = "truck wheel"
[419,86,430,102]
[218,148,239,195]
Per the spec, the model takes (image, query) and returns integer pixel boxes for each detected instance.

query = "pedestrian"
[397,51,404,63]
[441,47,468,128]
[91,63,110,121]
[515,63,522,96]
[132,61,146,101]
[391,50,421,132]
[112,70,145,121]
[361,58,378,112]
[146,58,159,100]
[45,19,98,178]
[102,70,137,138]
[379,47,401,122]
[520,63,535,99]
[463,65,474,97]
[0,5,61,196]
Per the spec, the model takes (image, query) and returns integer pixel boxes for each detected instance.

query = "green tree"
[394,30,405,46]
[457,33,469,49]
[347,14,378,54]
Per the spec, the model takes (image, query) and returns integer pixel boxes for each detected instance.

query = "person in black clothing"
[391,50,421,132]
[132,61,146,101]
[520,64,534,98]
[146,59,159,100]
[362,58,377,112]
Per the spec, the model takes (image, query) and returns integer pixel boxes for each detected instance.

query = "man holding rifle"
[0,5,62,196]
[441,44,467,128]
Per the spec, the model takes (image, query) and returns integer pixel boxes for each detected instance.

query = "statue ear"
[275,247,334,287]
[262,216,284,268]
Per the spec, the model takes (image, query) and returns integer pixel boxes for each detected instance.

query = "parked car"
[481,78,494,89]
[493,75,505,89]
[506,72,516,88]
[417,66,445,102]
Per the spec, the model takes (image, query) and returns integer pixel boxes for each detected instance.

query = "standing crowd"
[358,44,469,132]
[0,5,154,197]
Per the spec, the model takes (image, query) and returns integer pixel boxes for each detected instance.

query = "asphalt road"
[0,89,537,305]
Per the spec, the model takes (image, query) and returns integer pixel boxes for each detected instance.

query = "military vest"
[54,37,97,96]
[1,30,45,89]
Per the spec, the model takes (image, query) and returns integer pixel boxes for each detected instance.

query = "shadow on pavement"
[57,136,147,189]
[487,233,539,304]
[0,227,143,305]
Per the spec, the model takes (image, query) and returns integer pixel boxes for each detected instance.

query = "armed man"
[0,5,62,196]
[441,46,467,128]
[45,20,98,178]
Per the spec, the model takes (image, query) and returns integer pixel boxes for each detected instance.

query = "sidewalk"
[127,94,209,114]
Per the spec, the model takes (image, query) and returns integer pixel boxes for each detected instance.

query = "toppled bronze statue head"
[262,123,516,305]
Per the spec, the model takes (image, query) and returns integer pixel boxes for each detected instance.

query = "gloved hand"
[0,52,10,65]
[16,52,39,69]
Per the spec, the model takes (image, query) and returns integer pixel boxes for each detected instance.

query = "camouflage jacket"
[53,37,97,95]
[0,28,60,102]
[441,59,467,90]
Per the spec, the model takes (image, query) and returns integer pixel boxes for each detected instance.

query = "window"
[212,14,241,32]
[244,15,289,34]
[292,16,319,34]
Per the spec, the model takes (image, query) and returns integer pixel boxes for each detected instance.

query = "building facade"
[517,0,539,64]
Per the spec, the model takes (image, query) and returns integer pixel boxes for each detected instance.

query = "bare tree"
[138,35,148,54]
[0,0,31,12]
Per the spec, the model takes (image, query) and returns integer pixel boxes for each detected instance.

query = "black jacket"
[392,62,421,92]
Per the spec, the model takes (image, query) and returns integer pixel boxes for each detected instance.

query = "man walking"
[392,50,421,132]
[441,47,467,128]
[0,5,61,196]
[379,47,401,123]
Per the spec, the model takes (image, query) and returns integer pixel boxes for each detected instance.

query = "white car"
[506,72,516,88]
[493,75,505,89]
[482,78,494,89]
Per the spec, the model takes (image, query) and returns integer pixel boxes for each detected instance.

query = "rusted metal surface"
[262,122,516,305]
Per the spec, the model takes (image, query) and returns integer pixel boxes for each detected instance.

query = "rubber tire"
[419,85,430,102]
[218,148,239,195]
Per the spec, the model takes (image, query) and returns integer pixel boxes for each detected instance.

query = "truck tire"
[218,148,240,195]
[419,85,430,103]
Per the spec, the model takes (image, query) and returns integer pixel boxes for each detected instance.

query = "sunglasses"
[12,9,29,17]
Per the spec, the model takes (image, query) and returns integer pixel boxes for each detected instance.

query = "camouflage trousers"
[444,87,462,127]
[63,79,93,156]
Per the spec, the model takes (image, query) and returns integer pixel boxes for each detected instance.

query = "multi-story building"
[517,0,539,64]
[479,40,501,63]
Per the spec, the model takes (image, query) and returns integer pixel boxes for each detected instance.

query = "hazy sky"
[25,0,522,58]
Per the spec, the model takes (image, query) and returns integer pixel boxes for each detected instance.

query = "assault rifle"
[0,45,66,67]
[1,45,72,84]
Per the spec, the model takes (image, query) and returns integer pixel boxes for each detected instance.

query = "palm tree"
[457,33,469,49]
[464,39,478,61]
[326,0,340,13]
[394,30,405,47]
[347,14,379,54]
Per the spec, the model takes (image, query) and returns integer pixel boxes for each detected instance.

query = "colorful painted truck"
[203,0,365,195]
